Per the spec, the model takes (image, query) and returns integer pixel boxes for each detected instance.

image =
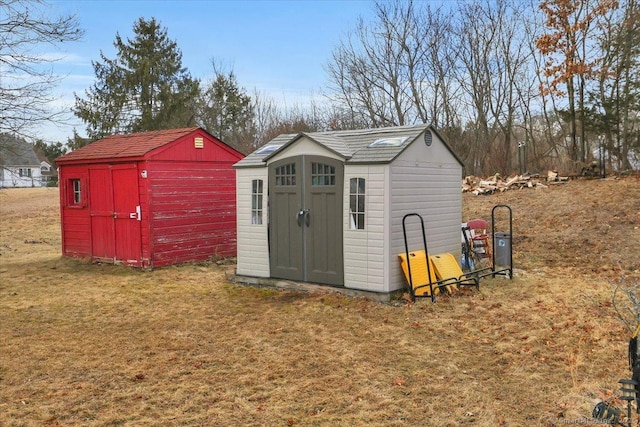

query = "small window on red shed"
[66,178,85,207]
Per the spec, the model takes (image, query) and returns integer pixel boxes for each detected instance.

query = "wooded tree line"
[327,0,639,174]
[2,0,639,175]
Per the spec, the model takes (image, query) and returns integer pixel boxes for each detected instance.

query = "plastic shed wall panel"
[235,168,270,277]
[343,164,387,292]
[388,134,462,293]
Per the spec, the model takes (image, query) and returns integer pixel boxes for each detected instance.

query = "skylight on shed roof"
[256,144,283,154]
[368,136,409,148]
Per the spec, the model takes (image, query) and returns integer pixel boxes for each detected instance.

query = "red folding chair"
[466,218,493,268]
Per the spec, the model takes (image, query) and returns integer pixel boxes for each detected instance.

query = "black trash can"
[493,232,511,267]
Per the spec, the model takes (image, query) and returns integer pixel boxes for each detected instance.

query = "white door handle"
[129,205,141,221]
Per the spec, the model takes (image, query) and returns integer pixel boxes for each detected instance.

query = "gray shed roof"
[234,124,463,168]
[0,134,41,167]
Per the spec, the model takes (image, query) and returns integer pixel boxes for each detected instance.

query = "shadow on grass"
[1,255,150,279]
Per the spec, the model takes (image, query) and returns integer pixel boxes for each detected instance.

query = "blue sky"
[39,0,376,143]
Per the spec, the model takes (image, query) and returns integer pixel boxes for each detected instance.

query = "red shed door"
[112,166,142,264]
[88,165,142,265]
[89,167,116,260]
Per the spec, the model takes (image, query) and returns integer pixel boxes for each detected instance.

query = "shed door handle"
[296,209,309,227]
[129,206,141,221]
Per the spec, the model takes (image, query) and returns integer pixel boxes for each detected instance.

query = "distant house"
[0,134,44,188]
[35,150,57,186]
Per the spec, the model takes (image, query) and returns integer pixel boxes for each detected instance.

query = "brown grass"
[1,177,639,426]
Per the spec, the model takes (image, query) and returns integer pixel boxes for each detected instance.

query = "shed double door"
[269,155,344,286]
[89,165,142,265]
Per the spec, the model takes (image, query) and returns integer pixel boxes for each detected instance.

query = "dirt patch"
[0,179,639,426]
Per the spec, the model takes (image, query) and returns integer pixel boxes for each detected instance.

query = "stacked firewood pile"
[462,171,569,195]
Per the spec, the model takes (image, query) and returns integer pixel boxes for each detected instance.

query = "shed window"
[19,168,32,177]
[349,178,365,230]
[251,179,263,225]
[311,162,335,186]
[67,178,83,207]
[275,163,296,186]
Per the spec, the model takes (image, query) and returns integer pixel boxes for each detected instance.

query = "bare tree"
[326,0,541,175]
[453,0,504,174]
[519,0,569,172]
[197,61,256,154]
[251,90,333,146]
[489,0,537,173]
[324,0,636,176]
[326,0,466,133]
[536,0,618,164]
[0,0,83,141]
[418,6,462,134]
[251,90,281,147]
[593,0,640,171]
[326,0,423,127]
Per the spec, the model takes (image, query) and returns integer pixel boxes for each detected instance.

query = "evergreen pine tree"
[74,18,199,139]
[198,69,255,154]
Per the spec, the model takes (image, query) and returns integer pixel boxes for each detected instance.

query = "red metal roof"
[56,127,201,163]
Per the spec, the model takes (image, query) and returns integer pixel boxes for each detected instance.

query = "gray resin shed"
[233,124,464,295]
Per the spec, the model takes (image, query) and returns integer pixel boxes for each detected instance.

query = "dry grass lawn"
[1,176,639,426]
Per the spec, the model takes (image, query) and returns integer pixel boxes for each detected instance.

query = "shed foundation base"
[229,271,404,303]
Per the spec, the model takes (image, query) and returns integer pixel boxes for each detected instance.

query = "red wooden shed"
[56,127,244,268]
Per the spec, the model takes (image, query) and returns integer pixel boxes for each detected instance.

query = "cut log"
[462,171,560,195]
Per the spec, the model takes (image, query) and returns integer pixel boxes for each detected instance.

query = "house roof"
[35,150,50,165]
[56,127,203,163]
[234,124,463,168]
[0,134,41,167]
